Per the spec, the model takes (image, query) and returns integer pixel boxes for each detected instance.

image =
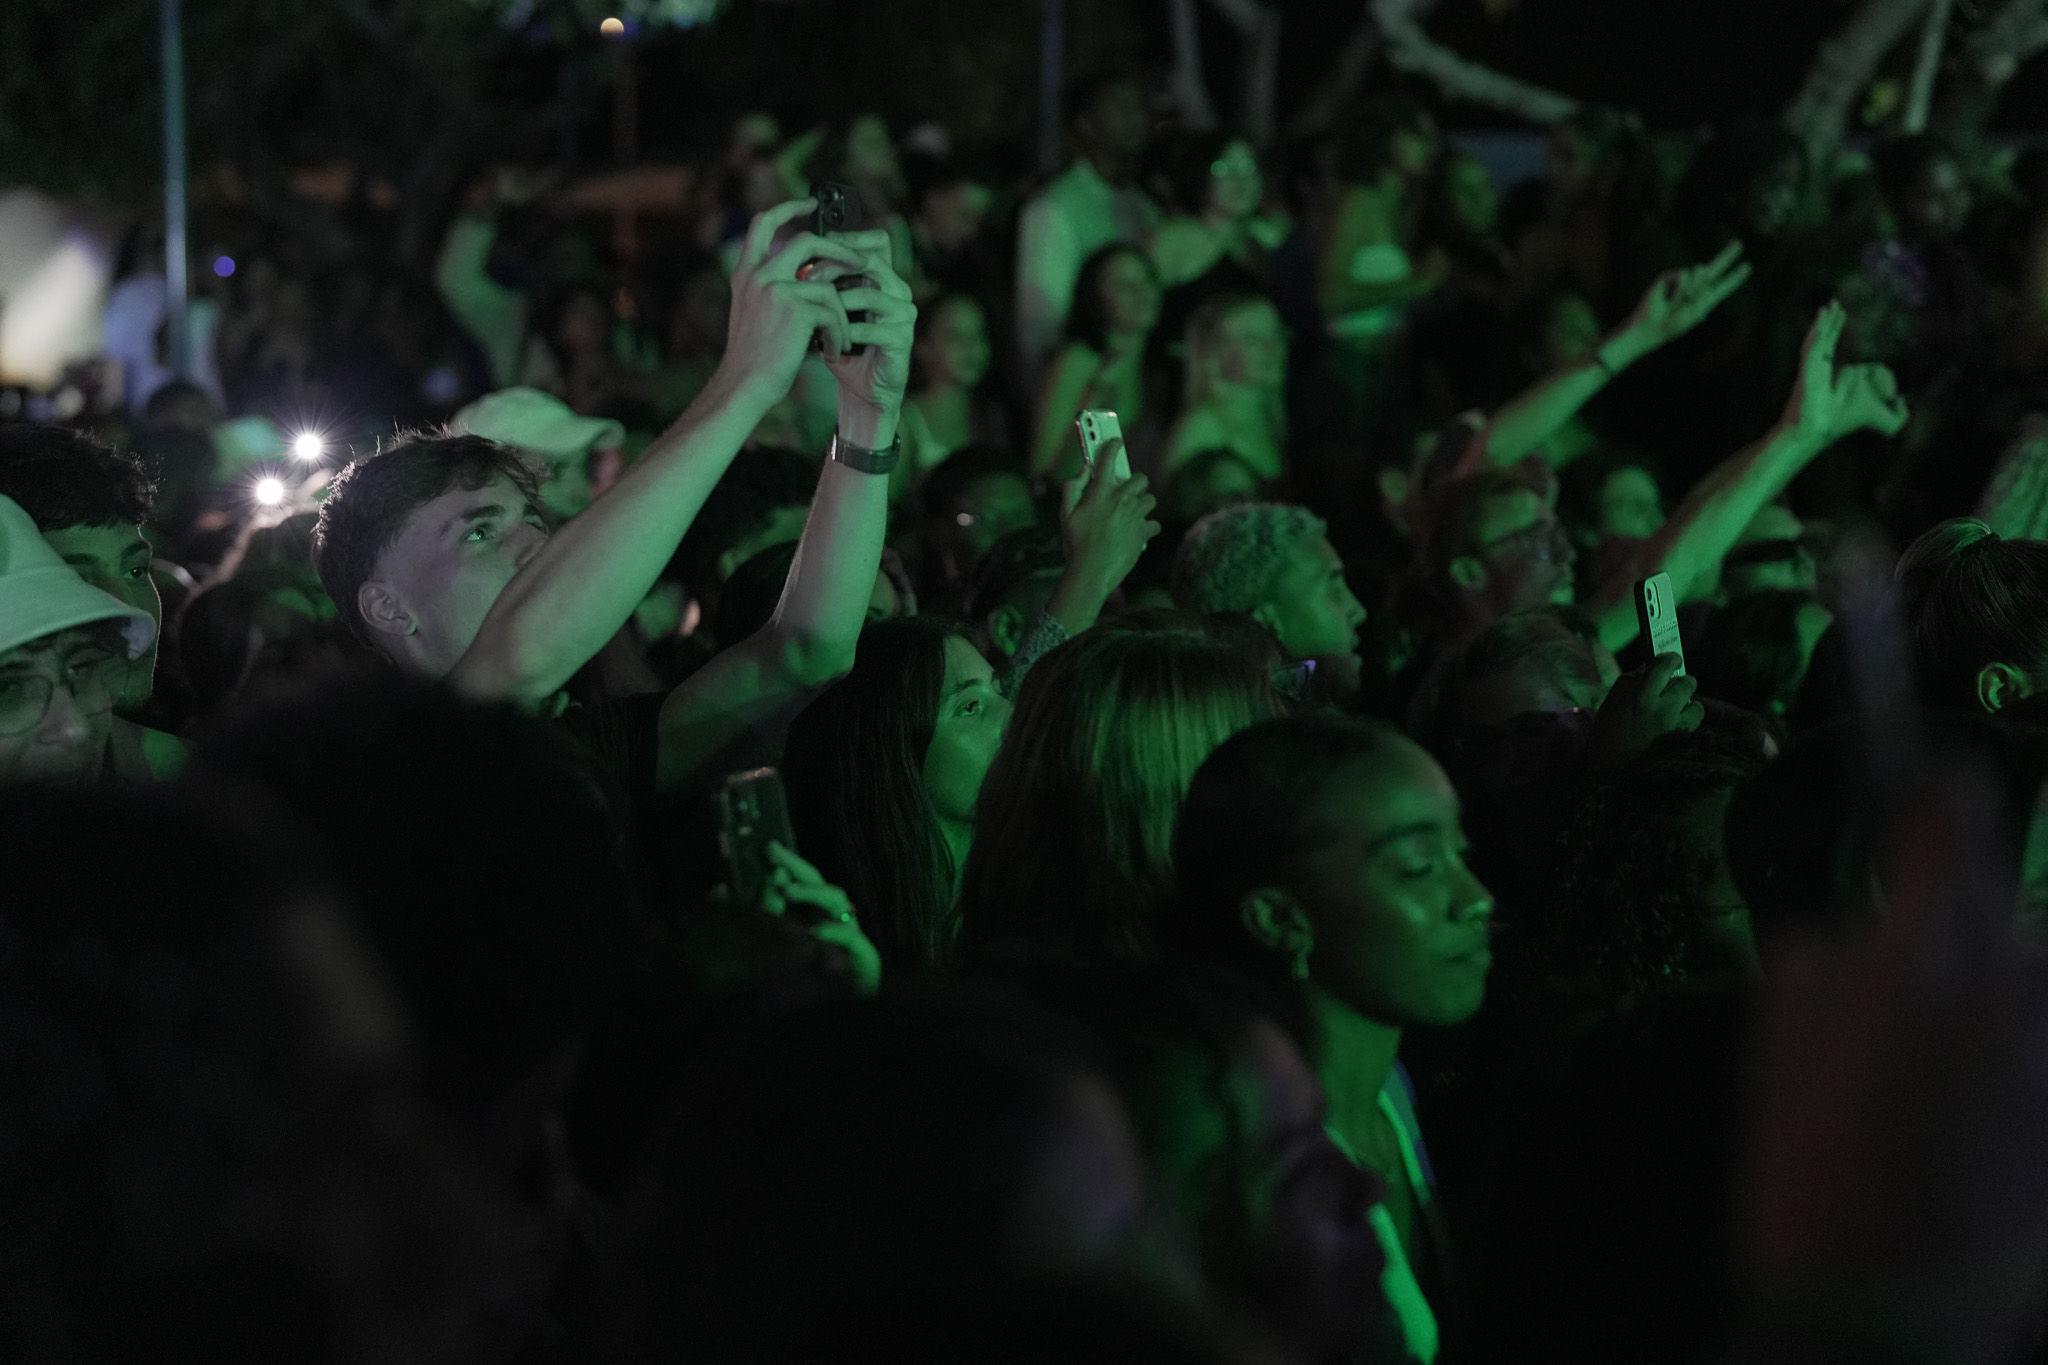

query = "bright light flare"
[600,16,625,35]
[292,432,323,460]
[253,477,286,507]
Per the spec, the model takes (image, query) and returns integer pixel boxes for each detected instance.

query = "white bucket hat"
[452,387,625,461]
[0,494,155,660]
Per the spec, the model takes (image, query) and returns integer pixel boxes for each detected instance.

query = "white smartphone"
[1076,409,1133,482]
[1633,571,1685,675]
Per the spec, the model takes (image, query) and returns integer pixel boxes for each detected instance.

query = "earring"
[1290,940,1312,981]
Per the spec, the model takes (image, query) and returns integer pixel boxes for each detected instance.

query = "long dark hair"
[957,612,1285,964]
[1064,243,1152,352]
[782,617,966,969]
[1167,714,1405,980]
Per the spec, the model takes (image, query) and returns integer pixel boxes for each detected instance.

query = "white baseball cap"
[452,387,625,461]
[0,495,155,661]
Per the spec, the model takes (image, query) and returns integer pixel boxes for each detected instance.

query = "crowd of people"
[13,66,2048,1363]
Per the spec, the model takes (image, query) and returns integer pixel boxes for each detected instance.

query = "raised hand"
[1781,302,1910,444]
[1615,240,1752,357]
[1046,442,1160,636]
[1589,652,1702,771]
[719,199,865,410]
[811,228,917,439]
[1060,444,1160,595]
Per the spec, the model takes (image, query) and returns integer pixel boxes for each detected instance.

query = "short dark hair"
[0,424,157,529]
[672,446,818,597]
[1894,518,2048,710]
[919,444,1028,523]
[313,432,541,641]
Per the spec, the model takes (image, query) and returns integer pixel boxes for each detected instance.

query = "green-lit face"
[42,523,159,711]
[922,636,1010,829]
[1294,739,1496,1027]
[1257,535,1367,693]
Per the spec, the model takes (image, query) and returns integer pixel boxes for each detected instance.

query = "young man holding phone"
[315,199,917,801]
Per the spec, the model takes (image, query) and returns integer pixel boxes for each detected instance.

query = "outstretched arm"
[1454,242,1751,479]
[1584,302,1908,651]
[447,202,864,706]
[654,232,917,791]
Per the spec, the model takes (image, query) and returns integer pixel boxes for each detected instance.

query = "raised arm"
[1454,242,1751,479]
[1583,302,1908,651]
[653,232,916,791]
[447,201,864,705]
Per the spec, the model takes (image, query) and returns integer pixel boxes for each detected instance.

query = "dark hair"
[1527,726,1769,1010]
[1691,591,1822,721]
[0,787,509,1360]
[782,618,968,968]
[1336,93,1431,183]
[140,378,217,426]
[673,446,818,597]
[1064,243,1153,352]
[968,522,1065,622]
[0,424,157,529]
[189,673,638,1120]
[1155,129,1245,216]
[601,989,1100,1359]
[1406,608,1607,756]
[1672,119,1804,250]
[1894,518,2048,711]
[1872,132,1961,209]
[313,432,542,641]
[1066,70,1140,126]
[920,443,1029,522]
[1168,715,1406,977]
[713,540,800,646]
[958,613,1287,964]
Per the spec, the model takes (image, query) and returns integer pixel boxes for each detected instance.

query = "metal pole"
[1037,0,1064,175]
[1902,0,1954,133]
[160,0,190,379]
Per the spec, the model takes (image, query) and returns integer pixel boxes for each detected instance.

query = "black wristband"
[827,430,902,475]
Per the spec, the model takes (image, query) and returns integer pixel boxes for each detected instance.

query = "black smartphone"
[1633,571,1685,675]
[717,766,796,911]
[809,180,868,358]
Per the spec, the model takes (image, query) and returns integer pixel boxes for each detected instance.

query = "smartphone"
[1633,571,1685,675]
[808,180,868,358]
[717,766,796,911]
[1076,409,1133,481]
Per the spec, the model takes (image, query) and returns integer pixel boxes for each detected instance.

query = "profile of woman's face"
[1100,251,1163,338]
[922,636,1011,828]
[918,297,991,391]
[1293,740,1496,1027]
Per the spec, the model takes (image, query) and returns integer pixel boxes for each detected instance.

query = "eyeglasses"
[0,649,125,737]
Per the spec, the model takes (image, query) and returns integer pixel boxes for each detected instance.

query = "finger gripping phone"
[717,766,797,911]
[1076,409,1133,481]
[809,180,869,358]
[1633,571,1685,675]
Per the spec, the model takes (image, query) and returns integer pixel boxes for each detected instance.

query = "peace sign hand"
[1617,240,1753,356]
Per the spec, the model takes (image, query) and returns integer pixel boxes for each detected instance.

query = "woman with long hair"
[1029,244,1166,480]
[899,293,1007,485]
[782,617,1011,970]
[956,612,1286,964]
[1161,292,1289,483]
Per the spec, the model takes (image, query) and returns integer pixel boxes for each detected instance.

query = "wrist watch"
[827,429,901,476]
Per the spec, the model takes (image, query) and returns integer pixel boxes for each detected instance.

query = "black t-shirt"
[555,691,666,842]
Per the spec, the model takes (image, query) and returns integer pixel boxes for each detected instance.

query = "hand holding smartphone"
[808,181,868,357]
[1634,571,1685,674]
[1076,409,1133,482]
[717,767,797,911]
